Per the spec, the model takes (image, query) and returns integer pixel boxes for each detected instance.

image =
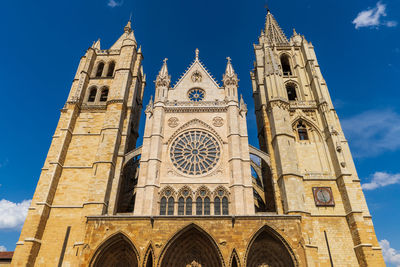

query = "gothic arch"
[143,243,155,267]
[158,223,225,267]
[229,249,241,267]
[291,116,322,138]
[245,225,298,267]
[90,232,140,267]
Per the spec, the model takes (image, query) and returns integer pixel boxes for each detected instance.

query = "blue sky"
[0,0,399,265]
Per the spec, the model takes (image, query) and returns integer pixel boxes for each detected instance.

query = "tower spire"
[223,57,238,87]
[264,11,289,45]
[156,58,171,88]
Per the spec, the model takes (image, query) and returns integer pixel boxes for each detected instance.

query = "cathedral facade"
[11,11,385,267]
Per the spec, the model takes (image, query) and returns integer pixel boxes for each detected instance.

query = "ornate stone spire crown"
[223,57,239,86]
[156,58,171,88]
[265,10,289,45]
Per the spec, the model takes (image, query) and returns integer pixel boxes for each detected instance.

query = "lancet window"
[107,61,115,77]
[195,187,212,216]
[88,87,97,102]
[214,187,229,215]
[280,54,292,76]
[297,120,309,141]
[96,62,105,77]
[177,187,193,215]
[100,87,109,102]
[286,83,298,101]
[160,187,175,216]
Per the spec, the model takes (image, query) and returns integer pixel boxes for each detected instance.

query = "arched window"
[196,197,202,215]
[286,83,297,101]
[222,197,229,215]
[100,88,109,102]
[88,87,97,102]
[178,197,184,215]
[96,62,105,77]
[107,61,115,77]
[167,197,174,215]
[214,197,221,215]
[160,197,167,215]
[297,121,309,140]
[280,54,292,76]
[204,197,210,215]
[186,197,192,215]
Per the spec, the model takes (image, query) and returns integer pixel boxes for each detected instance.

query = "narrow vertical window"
[280,54,292,76]
[107,61,115,77]
[196,197,202,215]
[286,84,297,101]
[100,88,109,102]
[297,121,309,141]
[96,62,104,77]
[222,197,229,215]
[214,197,221,215]
[178,197,184,215]
[204,197,210,215]
[167,197,174,215]
[88,88,97,102]
[160,197,166,215]
[186,197,192,215]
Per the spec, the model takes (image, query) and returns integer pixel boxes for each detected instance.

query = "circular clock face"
[170,130,220,176]
[188,88,205,102]
[316,188,332,203]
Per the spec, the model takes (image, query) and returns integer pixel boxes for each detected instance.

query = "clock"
[313,187,335,206]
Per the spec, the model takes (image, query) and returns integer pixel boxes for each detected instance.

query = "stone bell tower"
[11,21,146,266]
[251,10,385,266]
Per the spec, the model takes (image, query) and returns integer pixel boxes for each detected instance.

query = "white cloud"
[341,109,400,157]
[352,2,397,29]
[107,0,123,8]
[380,240,400,267]
[0,199,31,230]
[0,246,6,252]
[362,172,400,190]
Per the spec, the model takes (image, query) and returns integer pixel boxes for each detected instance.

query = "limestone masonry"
[11,10,385,267]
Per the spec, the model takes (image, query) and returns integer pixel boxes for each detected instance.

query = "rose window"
[188,88,205,102]
[170,130,220,175]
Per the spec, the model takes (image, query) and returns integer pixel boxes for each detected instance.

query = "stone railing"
[289,100,317,109]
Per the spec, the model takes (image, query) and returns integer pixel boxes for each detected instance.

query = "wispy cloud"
[107,0,123,8]
[353,2,397,29]
[0,246,6,252]
[0,199,31,230]
[341,109,400,157]
[380,239,400,267]
[362,172,400,190]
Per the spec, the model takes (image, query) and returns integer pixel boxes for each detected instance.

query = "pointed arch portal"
[160,224,224,267]
[90,233,139,267]
[246,226,296,267]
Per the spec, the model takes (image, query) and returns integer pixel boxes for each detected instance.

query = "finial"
[195,48,199,60]
[293,28,297,35]
[226,57,232,63]
[124,19,132,33]
[163,58,168,64]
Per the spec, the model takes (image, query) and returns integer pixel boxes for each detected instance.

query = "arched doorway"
[90,233,139,267]
[160,224,224,267]
[246,226,296,267]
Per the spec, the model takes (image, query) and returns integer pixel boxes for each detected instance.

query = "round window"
[188,88,205,102]
[170,130,220,176]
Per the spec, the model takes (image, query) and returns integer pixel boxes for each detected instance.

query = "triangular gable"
[173,58,221,89]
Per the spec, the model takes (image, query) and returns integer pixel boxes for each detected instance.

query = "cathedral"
[11,10,385,267]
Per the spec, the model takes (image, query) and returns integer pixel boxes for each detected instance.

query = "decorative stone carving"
[212,117,224,127]
[168,117,179,128]
[191,70,202,83]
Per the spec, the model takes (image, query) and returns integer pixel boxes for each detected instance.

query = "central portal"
[160,225,223,267]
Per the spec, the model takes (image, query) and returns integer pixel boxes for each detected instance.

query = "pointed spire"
[225,57,236,79]
[156,58,171,88]
[264,11,289,45]
[92,39,101,50]
[124,20,132,33]
[223,57,239,86]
